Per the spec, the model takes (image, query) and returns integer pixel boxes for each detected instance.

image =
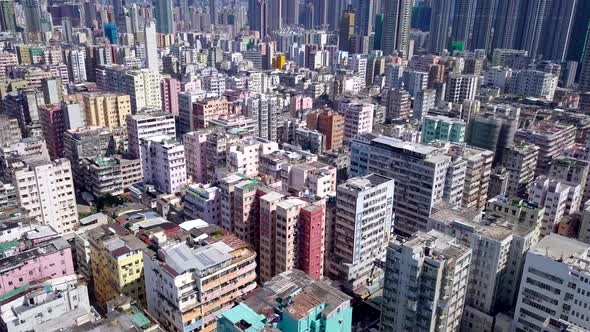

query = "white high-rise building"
[127,112,176,159]
[245,94,280,142]
[144,21,158,72]
[508,69,559,100]
[178,90,206,135]
[12,158,78,234]
[403,70,429,97]
[514,234,590,332]
[529,176,582,237]
[96,66,162,112]
[381,230,472,332]
[340,101,374,143]
[183,130,210,184]
[349,54,368,89]
[381,0,412,57]
[429,205,539,332]
[140,135,187,194]
[413,89,436,121]
[65,48,86,83]
[445,74,478,103]
[384,63,404,88]
[328,174,394,292]
[351,135,451,237]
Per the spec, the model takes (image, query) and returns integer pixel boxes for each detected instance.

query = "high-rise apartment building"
[491,0,523,50]
[143,224,257,332]
[428,0,451,54]
[22,0,42,33]
[246,94,280,141]
[140,135,187,194]
[385,88,411,122]
[450,0,472,47]
[142,21,158,72]
[445,74,478,103]
[537,0,577,62]
[550,156,590,204]
[64,48,86,83]
[126,112,176,159]
[429,205,539,332]
[421,115,466,144]
[339,10,355,52]
[259,195,325,282]
[513,234,590,331]
[355,0,374,37]
[515,122,576,176]
[502,143,539,197]
[440,143,494,211]
[63,126,114,186]
[466,104,520,166]
[341,101,374,143]
[580,23,590,92]
[381,230,472,332]
[194,96,229,129]
[178,90,206,135]
[0,114,22,146]
[96,66,162,112]
[329,174,394,292]
[183,130,210,184]
[0,51,18,81]
[306,109,345,151]
[83,92,131,128]
[312,0,328,28]
[529,176,581,236]
[160,77,179,115]
[39,104,65,160]
[508,69,558,100]
[88,224,147,310]
[381,0,412,57]
[153,0,174,34]
[470,0,498,53]
[81,155,143,197]
[413,89,436,121]
[183,183,221,225]
[0,0,16,32]
[351,135,451,237]
[12,158,78,234]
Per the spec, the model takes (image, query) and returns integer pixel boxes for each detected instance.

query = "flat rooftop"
[530,234,589,265]
[372,136,440,156]
[162,241,233,276]
[341,173,393,191]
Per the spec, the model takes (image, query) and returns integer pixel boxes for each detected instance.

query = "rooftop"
[530,234,590,268]
[161,241,233,276]
[372,136,440,156]
[242,270,351,324]
[0,237,70,274]
[340,173,393,192]
[400,230,471,261]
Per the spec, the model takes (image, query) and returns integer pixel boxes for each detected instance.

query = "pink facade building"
[193,97,229,129]
[299,204,325,280]
[160,77,180,115]
[0,227,74,295]
[289,95,313,117]
[183,130,209,184]
[258,190,326,282]
[39,104,65,159]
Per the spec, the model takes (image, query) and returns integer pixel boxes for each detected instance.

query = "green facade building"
[421,115,466,144]
[217,270,353,332]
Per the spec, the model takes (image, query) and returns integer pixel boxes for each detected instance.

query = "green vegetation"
[96,194,125,211]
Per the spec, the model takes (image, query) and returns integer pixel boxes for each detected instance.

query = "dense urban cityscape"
[0,0,588,331]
